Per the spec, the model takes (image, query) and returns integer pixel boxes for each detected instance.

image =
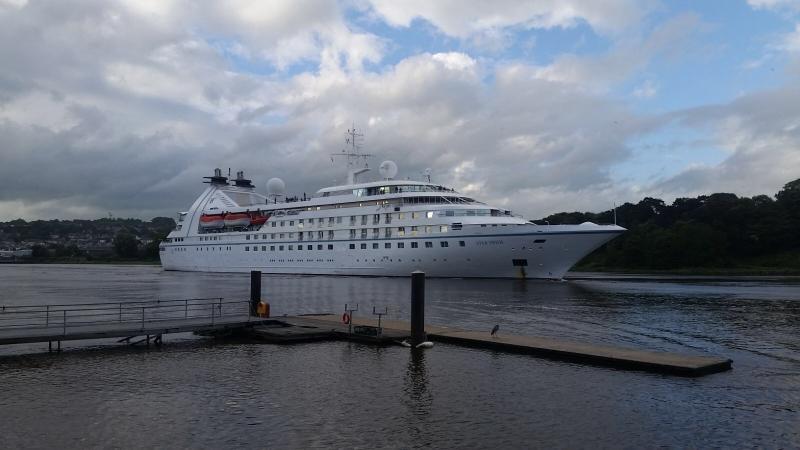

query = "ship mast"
[331,124,373,185]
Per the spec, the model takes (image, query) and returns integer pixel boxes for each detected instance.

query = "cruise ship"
[160,131,624,278]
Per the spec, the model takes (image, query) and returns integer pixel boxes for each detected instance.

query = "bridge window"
[534,239,546,243]
[411,242,418,248]
[440,241,449,248]
[425,242,433,248]
[398,242,404,249]
[361,243,367,249]
[372,243,379,249]
[459,241,465,247]
[349,244,355,249]
[385,243,391,249]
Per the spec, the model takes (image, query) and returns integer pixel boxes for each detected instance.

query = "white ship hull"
[161,227,621,279]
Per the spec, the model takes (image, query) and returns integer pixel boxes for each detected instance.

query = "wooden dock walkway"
[296,314,732,377]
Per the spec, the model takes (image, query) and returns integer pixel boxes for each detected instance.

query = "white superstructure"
[160,131,624,278]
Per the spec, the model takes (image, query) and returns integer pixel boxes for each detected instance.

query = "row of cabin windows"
[348,241,465,249]
[246,225,449,241]
[269,211,442,229]
[244,241,467,252]
[246,244,335,252]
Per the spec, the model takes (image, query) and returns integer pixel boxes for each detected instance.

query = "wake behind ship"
[160,130,624,278]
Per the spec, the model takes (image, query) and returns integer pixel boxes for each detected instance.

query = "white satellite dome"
[379,160,398,179]
[266,178,286,196]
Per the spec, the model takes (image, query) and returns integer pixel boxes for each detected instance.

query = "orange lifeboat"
[224,212,251,228]
[199,214,224,229]
[250,214,268,226]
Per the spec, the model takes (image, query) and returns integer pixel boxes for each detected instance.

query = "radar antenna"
[331,123,374,184]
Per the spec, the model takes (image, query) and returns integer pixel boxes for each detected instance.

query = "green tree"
[113,231,139,258]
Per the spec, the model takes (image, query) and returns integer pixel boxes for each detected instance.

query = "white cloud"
[367,0,652,37]
[747,0,800,12]
[633,80,658,99]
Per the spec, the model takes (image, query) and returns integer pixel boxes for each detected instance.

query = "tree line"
[537,178,800,272]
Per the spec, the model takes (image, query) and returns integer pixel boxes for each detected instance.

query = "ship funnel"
[204,168,228,185]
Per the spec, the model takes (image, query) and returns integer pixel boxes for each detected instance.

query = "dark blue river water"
[1,264,799,448]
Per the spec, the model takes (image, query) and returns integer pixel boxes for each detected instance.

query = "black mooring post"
[250,271,261,316]
[411,270,426,345]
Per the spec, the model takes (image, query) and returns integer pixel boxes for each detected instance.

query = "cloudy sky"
[1,0,799,220]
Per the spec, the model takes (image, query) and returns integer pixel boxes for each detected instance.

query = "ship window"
[317,245,323,250]
[298,219,303,228]
[512,259,528,267]
[425,242,433,248]
[534,239,546,243]
[459,241,465,247]
[385,243,391,249]
[246,235,250,240]
[328,217,334,226]
[385,213,392,224]
[361,243,367,249]
[262,246,266,251]
[270,246,275,251]
[280,221,285,226]
[288,232,294,238]
[289,221,294,226]
[398,242,404,249]
[349,244,355,249]
[245,246,249,251]
[280,233,285,238]
[361,215,368,225]
[308,218,314,224]
[398,227,405,236]
[372,243,379,249]
[411,212,420,219]
[271,233,276,239]
[427,211,434,219]
[440,241,449,248]
[328,244,333,250]
[398,212,405,220]
[372,228,379,238]
[350,229,356,239]
[337,216,343,224]
[318,231,324,239]
[253,234,258,240]
[350,216,356,225]
[426,226,433,234]
[271,222,276,227]
[262,234,267,239]
[253,246,258,251]
[385,228,392,238]
[440,225,448,233]
[361,229,367,239]
[288,245,293,250]
[279,245,284,251]
[328,231,334,239]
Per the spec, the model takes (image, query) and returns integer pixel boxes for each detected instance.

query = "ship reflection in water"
[0,264,799,448]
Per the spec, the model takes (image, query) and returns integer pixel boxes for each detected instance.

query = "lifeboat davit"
[250,214,268,226]
[224,213,251,228]
[199,214,224,229]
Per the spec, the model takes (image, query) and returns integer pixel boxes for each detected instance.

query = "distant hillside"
[0,217,175,261]
[537,178,800,273]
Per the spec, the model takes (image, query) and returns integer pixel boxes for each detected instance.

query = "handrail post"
[63,310,67,336]
[218,298,223,318]
[45,305,50,328]
[141,306,145,331]
[211,303,215,325]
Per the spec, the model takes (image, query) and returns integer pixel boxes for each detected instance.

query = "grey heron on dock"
[491,324,500,337]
